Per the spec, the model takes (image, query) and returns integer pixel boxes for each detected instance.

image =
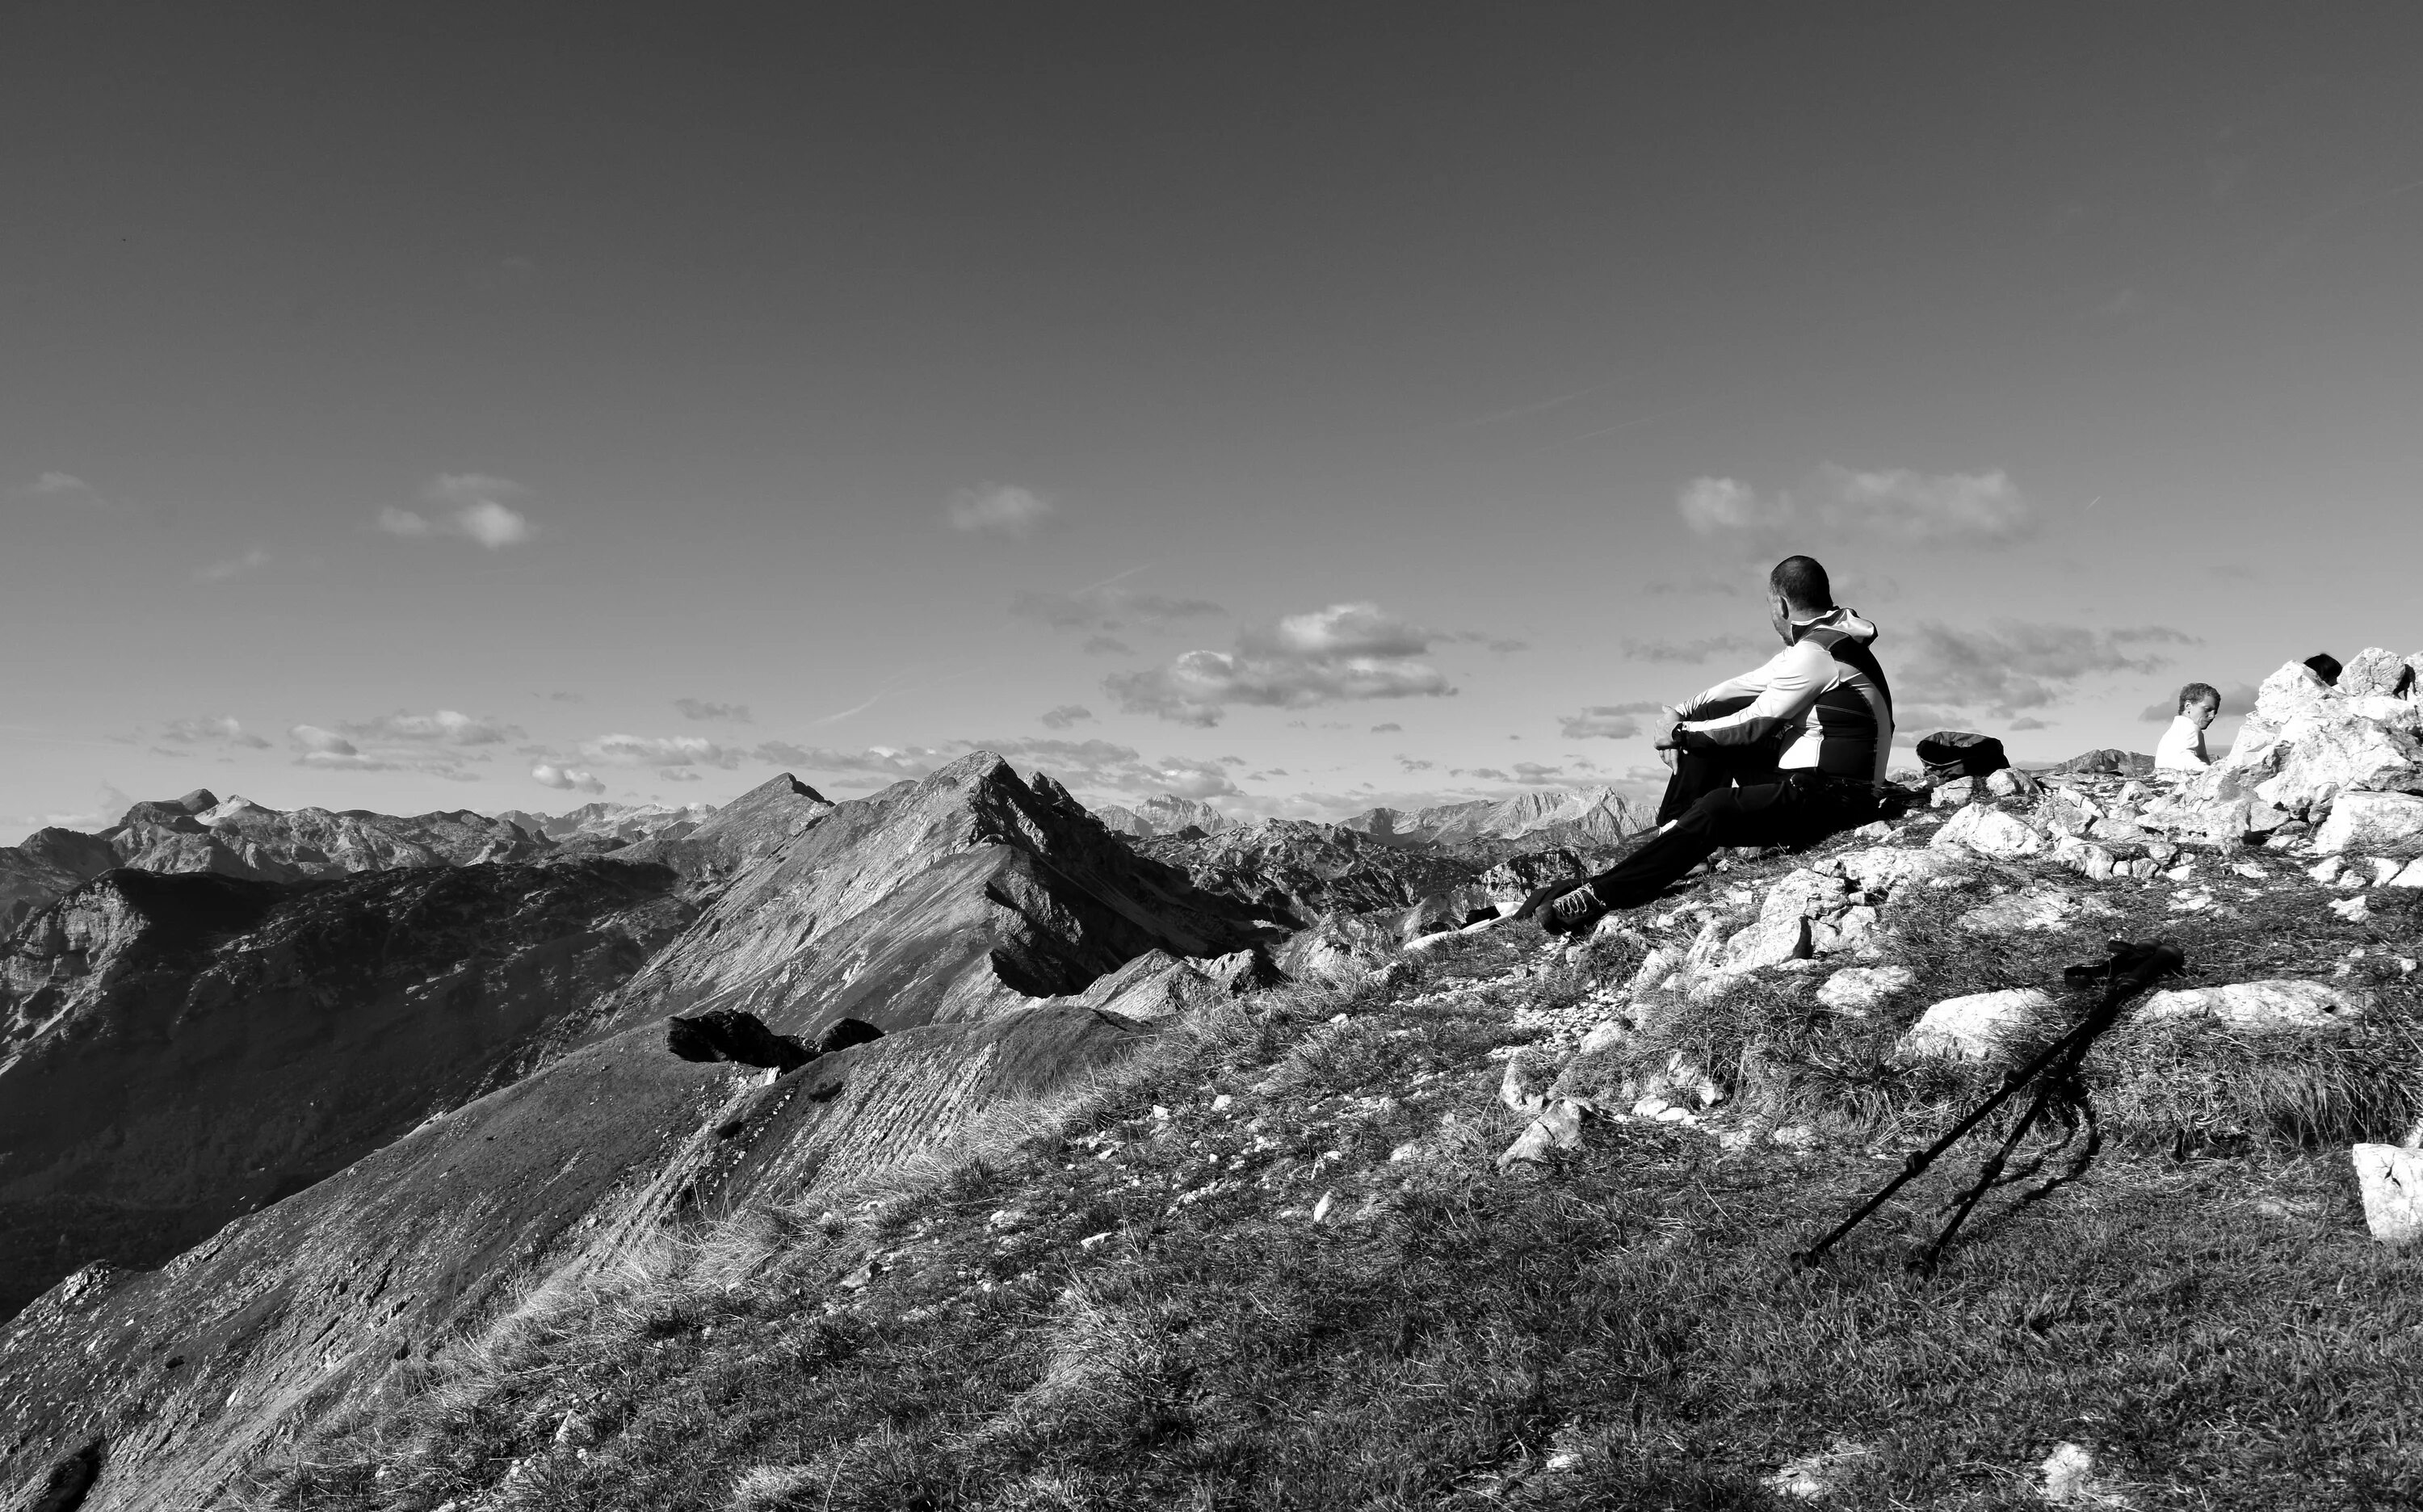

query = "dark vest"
[1795,625,1893,779]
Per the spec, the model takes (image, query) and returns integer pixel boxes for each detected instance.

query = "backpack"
[1914,730,2009,783]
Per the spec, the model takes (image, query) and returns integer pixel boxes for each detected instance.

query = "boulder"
[1894,987,2052,1060]
[1496,1099,1585,1171]
[2388,859,2423,889]
[2314,791,2423,858]
[666,1010,815,1071]
[2337,647,2416,700]
[2210,698,2423,815]
[1815,964,1914,1015]
[1930,805,2043,859]
[2135,981,2370,1031]
[2353,1144,2423,1245]
[1720,912,1811,973]
[1499,1052,1552,1115]
[1832,845,1967,892]
[2251,660,2333,727]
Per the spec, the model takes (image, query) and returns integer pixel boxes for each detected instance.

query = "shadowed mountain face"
[1136,817,1485,928]
[0,860,692,1324]
[0,756,1269,1509]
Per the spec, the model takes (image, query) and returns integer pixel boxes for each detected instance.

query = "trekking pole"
[1787,939,2183,1275]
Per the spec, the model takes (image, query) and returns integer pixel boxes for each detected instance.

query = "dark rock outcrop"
[666,1009,813,1071]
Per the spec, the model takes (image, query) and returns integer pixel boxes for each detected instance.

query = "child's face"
[2187,698,2219,730]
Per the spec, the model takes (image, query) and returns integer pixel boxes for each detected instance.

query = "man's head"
[1766,556,1833,642]
[2177,682,2220,729]
[2303,653,2342,687]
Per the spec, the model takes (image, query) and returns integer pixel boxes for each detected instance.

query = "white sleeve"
[1677,643,1829,749]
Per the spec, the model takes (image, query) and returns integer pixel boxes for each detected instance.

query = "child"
[2155,682,2219,771]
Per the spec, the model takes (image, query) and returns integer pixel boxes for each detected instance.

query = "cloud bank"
[1898,620,2194,720]
[947,484,1056,538]
[379,473,537,548]
[1105,601,1456,726]
[1678,465,2032,545]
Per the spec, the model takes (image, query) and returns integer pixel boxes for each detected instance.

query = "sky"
[6,4,2423,834]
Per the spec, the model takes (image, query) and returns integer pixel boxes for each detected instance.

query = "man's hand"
[1653,705,1684,770]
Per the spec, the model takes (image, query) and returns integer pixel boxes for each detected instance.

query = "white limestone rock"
[1831,846,1967,892]
[1930,804,2043,859]
[2314,791,2423,858]
[2353,1144,2423,1245]
[1721,911,1812,973]
[2137,980,2371,1031]
[1894,987,2052,1061]
[1816,964,1915,1015]
[2338,647,2416,699]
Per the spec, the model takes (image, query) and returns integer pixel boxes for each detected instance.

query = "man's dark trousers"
[1583,743,1877,911]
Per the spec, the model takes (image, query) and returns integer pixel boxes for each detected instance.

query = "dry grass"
[244,841,2423,1512]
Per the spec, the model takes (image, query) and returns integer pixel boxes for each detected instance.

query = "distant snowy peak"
[491,800,716,843]
[1093,794,1234,839]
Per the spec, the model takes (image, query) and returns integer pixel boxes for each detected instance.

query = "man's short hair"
[1768,556,1833,611]
[2303,653,2342,687]
[2177,682,2220,713]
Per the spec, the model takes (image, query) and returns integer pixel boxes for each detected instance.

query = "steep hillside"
[0,755,1270,1508]
[0,859,691,1322]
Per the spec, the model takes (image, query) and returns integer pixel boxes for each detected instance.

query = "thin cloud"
[1678,466,2033,544]
[1621,635,1762,664]
[193,548,271,583]
[1370,722,1402,733]
[1010,585,1225,634]
[1902,620,2195,717]
[1038,704,1094,729]
[580,733,745,769]
[674,698,752,723]
[161,716,271,750]
[378,474,536,548]
[1081,634,1134,657]
[947,483,1056,538]
[344,710,523,746]
[1559,701,1665,740]
[1106,601,1455,727]
[29,471,93,497]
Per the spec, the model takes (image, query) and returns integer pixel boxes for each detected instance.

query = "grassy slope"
[250,830,2423,1512]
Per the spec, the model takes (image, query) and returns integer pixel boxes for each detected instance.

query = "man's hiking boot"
[1539,884,1609,937]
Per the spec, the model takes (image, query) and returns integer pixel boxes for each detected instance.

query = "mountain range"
[0,765,1652,1506]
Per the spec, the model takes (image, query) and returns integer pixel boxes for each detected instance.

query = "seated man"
[2154,682,2219,771]
[1525,555,1892,934]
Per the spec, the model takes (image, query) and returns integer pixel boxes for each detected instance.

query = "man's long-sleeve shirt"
[2153,714,2209,771]
[1673,607,1895,788]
